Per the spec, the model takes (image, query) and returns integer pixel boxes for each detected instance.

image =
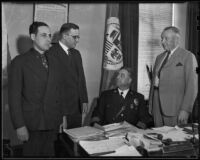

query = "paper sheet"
[162,130,193,141]
[79,137,125,155]
[152,126,177,133]
[102,145,142,156]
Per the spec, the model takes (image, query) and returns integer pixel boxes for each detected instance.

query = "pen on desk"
[91,150,116,156]
[125,133,129,141]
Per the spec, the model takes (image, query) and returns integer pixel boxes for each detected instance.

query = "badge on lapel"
[130,104,134,109]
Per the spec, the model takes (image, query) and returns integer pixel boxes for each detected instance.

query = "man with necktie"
[47,23,88,129]
[148,26,198,127]
[91,67,153,129]
[8,22,63,157]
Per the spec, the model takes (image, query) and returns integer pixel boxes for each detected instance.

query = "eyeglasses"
[68,34,80,40]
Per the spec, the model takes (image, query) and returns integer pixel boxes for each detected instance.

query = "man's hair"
[120,66,133,80]
[59,23,79,35]
[162,26,180,36]
[29,21,49,35]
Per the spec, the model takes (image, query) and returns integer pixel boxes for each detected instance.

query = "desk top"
[60,123,199,157]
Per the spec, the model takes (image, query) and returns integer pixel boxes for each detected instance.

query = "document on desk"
[63,126,104,140]
[162,130,193,141]
[103,121,133,132]
[102,145,142,156]
[79,137,125,155]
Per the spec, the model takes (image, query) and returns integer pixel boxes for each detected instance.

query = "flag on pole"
[100,4,123,92]
[2,4,8,73]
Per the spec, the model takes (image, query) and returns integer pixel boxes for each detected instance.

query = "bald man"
[149,26,198,127]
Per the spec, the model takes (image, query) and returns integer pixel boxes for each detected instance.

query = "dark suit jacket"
[47,43,88,117]
[8,48,63,131]
[92,88,152,127]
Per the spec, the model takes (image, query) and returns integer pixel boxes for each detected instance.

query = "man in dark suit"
[91,67,152,129]
[8,22,63,157]
[47,23,88,129]
[149,26,198,127]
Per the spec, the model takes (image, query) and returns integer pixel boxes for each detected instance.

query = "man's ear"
[30,34,35,41]
[128,78,132,84]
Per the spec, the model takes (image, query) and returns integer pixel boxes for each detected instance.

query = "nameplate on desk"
[162,141,194,154]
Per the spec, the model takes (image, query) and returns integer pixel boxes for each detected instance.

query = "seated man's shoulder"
[130,90,144,99]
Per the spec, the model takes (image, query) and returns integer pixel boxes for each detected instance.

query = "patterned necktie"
[68,48,71,56]
[158,51,170,78]
[40,53,48,70]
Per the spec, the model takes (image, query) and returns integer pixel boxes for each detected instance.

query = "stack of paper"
[126,132,162,152]
[63,126,104,140]
[103,121,136,137]
[103,121,133,132]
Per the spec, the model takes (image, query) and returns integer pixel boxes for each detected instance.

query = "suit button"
[121,114,124,117]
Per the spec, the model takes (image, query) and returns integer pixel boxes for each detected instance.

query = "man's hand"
[82,103,88,114]
[59,116,67,133]
[16,126,29,142]
[178,110,189,125]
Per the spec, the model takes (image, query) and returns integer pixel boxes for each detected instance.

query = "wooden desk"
[59,124,199,158]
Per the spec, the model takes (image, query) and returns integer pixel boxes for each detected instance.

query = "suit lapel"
[155,52,166,74]
[164,47,181,68]
[55,44,71,69]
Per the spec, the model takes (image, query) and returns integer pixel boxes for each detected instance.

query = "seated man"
[91,67,153,129]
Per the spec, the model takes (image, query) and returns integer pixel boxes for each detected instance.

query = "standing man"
[48,23,88,129]
[8,21,63,157]
[91,67,153,129]
[149,26,198,127]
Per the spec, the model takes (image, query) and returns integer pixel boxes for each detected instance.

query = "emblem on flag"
[103,17,123,70]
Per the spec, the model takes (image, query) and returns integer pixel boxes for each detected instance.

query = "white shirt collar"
[169,45,179,58]
[118,88,130,98]
[59,41,69,55]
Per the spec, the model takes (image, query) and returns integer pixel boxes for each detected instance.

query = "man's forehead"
[161,30,175,37]
[69,28,79,35]
[38,26,50,33]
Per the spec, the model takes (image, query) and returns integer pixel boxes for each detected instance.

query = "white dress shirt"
[59,41,69,55]
[118,88,130,98]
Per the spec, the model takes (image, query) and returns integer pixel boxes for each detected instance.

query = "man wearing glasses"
[47,23,88,129]
[8,21,63,157]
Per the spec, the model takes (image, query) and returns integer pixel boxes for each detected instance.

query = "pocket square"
[176,62,183,66]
